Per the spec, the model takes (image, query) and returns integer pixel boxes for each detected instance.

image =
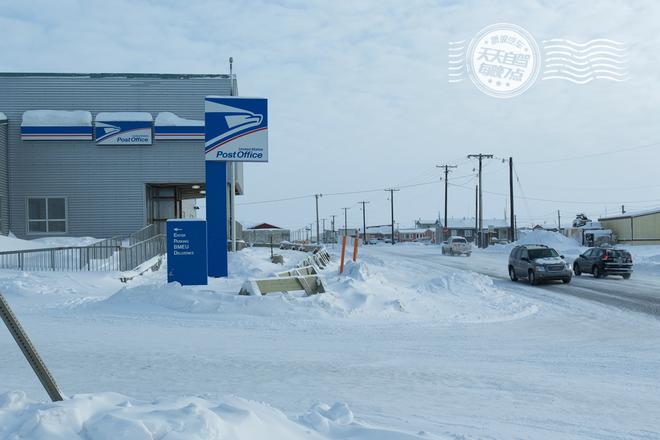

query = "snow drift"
[0,391,425,440]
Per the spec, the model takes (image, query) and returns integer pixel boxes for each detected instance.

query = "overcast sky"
[1,0,659,231]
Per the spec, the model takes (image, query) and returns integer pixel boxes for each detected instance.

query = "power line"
[518,140,660,165]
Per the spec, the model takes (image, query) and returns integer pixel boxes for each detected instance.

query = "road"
[375,245,660,317]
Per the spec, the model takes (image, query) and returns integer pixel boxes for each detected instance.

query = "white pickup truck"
[441,236,471,256]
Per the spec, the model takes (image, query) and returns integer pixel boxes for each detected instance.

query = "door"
[516,248,529,276]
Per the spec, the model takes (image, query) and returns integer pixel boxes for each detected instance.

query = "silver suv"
[508,244,572,285]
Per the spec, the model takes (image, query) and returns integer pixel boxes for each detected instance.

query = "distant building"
[438,217,511,243]
[599,208,660,245]
[397,227,435,242]
[242,222,290,244]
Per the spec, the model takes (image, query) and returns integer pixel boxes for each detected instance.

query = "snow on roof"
[0,112,6,121]
[96,112,153,122]
[155,112,204,126]
[21,110,92,126]
[416,219,438,225]
[599,207,660,220]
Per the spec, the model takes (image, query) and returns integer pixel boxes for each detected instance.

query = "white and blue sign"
[95,112,153,145]
[167,219,208,286]
[205,97,268,162]
[154,125,204,140]
[154,112,204,140]
[21,110,93,141]
[21,126,93,141]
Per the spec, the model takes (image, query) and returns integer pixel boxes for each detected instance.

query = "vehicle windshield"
[528,248,559,259]
[452,238,467,244]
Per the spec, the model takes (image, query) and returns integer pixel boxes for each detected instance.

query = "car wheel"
[509,266,518,281]
[442,248,445,255]
[562,277,571,284]
[528,270,538,285]
[573,263,581,276]
[622,273,631,280]
[592,266,602,278]
[466,253,471,257]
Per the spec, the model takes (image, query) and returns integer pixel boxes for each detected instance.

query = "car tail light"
[602,251,609,261]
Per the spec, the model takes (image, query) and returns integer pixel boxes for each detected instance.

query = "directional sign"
[205,97,268,162]
[167,219,208,285]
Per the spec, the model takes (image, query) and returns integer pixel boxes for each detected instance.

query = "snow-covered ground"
[1,234,660,439]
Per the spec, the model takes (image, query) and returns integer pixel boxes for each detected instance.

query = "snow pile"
[155,112,204,126]
[628,245,660,274]
[0,392,425,440]
[484,230,584,258]
[21,110,92,126]
[0,234,100,252]
[82,245,537,323]
[0,112,6,121]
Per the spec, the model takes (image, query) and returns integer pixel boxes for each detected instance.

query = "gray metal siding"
[0,121,8,234]
[0,75,231,238]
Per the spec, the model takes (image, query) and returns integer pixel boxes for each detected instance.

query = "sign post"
[167,219,208,285]
[205,96,268,277]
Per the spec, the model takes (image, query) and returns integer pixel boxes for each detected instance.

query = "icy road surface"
[1,244,659,439]
[380,245,660,316]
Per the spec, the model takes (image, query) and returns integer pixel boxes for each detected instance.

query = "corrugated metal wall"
[0,119,9,234]
[601,213,660,245]
[0,74,232,238]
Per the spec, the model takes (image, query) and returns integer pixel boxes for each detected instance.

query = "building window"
[27,197,67,234]
[465,229,473,237]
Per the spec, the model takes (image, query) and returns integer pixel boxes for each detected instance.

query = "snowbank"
[21,110,92,126]
[87,246,538,323]
[0,391,422,440]
[0,235,100,252]
[0,112,6,121]
[484,230,584,258]
[155,112,204,126]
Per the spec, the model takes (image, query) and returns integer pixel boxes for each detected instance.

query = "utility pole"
[358,201,370,244]
[331,214,337,242]
[342,207,350,236]
[322,218,326,243]
[557,210,561,230]
[475,185,479,245]
[436,164,457,241]
[314,194,322,245]
[468,154,494,248]
[385,188,399,245]
[509,157,515,242]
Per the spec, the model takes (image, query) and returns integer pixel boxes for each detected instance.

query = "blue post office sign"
[95,112,153,145]
[205,97,268,162]
[167,219,208,286]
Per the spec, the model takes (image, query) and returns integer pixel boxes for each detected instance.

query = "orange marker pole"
[339,235,347,274]
[352,233,359,261]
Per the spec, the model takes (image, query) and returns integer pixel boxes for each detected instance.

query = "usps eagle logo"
[204,97,268,162]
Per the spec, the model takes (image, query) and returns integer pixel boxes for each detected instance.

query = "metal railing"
[119,234,165,271]
[128,224,158,246]
[0,245,121,271]
[0,233,166,273]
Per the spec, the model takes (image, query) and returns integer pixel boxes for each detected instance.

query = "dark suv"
[573,247,633,279]
[508,244,572,285]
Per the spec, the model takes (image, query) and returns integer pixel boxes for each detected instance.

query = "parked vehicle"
[508,244,572,285]
[573,247,633,279]
[442,236,471,256]
[368,238,378,245]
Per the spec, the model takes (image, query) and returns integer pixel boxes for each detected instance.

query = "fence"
[0,234,165,272]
